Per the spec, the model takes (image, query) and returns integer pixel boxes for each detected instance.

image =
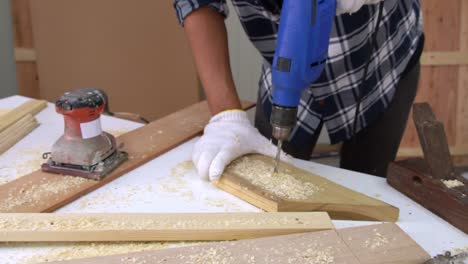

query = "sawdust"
[77,184,144,210]
[0,146,48,185]
[159,161,195,201]
[0,176,89,212]
[441,179,465,188]
[19,242,170,263]
[203,197,242,212]
[226,156,322,200]
[364,228,390,249]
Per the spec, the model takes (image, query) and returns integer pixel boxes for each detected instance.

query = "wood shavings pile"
[226,156,322,200]
[441,179,465,188]
[0,176,89,212]
[19,242,169,264]
[364,228,390,249]
[0,214,317,231]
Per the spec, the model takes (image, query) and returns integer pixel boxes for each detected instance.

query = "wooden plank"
[11,0,35,48]
[336,223,431,264]
[421,51,468,66]
[0,114,39,155]
[0,212,333,242]
[47,223,430,264]
[398,146,468,157]
[14,48,36,62]
[0,101,254,213]
[216,154,399,221]
[0,99,46,133]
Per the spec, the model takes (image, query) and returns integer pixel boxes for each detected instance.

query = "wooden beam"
[14,48,36,62]
[420,51,468,66]
[0,101,255,213]
[0,114,39,155]
[48,223,430,264]
[216,154,399,222]
[398,146,468,157]
[0,99,46,133]
[0,212,333,242]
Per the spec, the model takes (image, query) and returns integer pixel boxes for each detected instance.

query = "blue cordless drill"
[271,0,336,172]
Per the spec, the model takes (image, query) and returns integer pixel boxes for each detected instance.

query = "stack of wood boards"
[0,212,333,242]
[48,223,430,264]
[0,99,46,155]
[217,154,400,221]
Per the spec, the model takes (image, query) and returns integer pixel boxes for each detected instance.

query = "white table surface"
[0,95,466,263]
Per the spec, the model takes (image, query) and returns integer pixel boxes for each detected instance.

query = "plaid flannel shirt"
[174,0,423,144]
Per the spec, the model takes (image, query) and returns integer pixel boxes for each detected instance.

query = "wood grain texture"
[400,0,462,149]
[388,159,468,234]
[216,154,399,222]
[0,99,46,133]
[0,212,333,242]
[457,0,468,152]
[14,48,36,62]
[0,101,254,213]
[420,51,468,66]
[48,223,430,264]
[0,114,39,155]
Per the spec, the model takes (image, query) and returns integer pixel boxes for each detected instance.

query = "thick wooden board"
[0,212,333,242]
[388,159,468,233]
[216,154,399,222]
[0,114,39,154]
[48,223,430,264]
[0,101,254,213]
[0,99,46,133]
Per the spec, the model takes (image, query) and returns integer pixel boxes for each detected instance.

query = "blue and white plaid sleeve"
[173,0,229,25]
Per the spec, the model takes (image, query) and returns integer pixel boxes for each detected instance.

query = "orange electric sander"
[42,89,128,180]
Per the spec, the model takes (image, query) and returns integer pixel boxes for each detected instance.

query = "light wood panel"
[400,0,467,154]
[0,212,333,242]
[48,223,430,264]
[0,114,39,155]
[0,99,46,133]
[0,101,254,213]
[216,154,399,221]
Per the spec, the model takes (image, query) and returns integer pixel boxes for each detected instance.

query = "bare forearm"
[184,7,241,114]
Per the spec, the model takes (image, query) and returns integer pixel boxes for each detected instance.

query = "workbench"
[0,95,466,263]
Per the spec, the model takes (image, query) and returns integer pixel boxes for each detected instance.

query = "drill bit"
[273,140,283,174]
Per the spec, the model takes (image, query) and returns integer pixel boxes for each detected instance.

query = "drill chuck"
[270,104,297,141]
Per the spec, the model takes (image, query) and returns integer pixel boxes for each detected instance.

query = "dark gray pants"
[255,63,420,177]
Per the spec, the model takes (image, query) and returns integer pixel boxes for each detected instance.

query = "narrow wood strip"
[0,99,46,133]
[0,115,38,154]
[421,51,468,66]
[14,48,36,62]
[0,101,255,213]
[0,212,333,242]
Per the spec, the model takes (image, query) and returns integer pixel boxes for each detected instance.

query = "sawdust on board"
[363,228,392,249]
[0,146,48,185]
[226,156,323,200]
[0,176,89,212]
[18,242,170,264]
[106,129,131,137]
[441,179,465,188]
[0,213,318,231]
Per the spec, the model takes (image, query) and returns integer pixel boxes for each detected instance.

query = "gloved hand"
[193,109,288,182]
[336,0,383,15]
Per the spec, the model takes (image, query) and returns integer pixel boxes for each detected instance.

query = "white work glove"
[336,0,383,15]
[193,109,287,182]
